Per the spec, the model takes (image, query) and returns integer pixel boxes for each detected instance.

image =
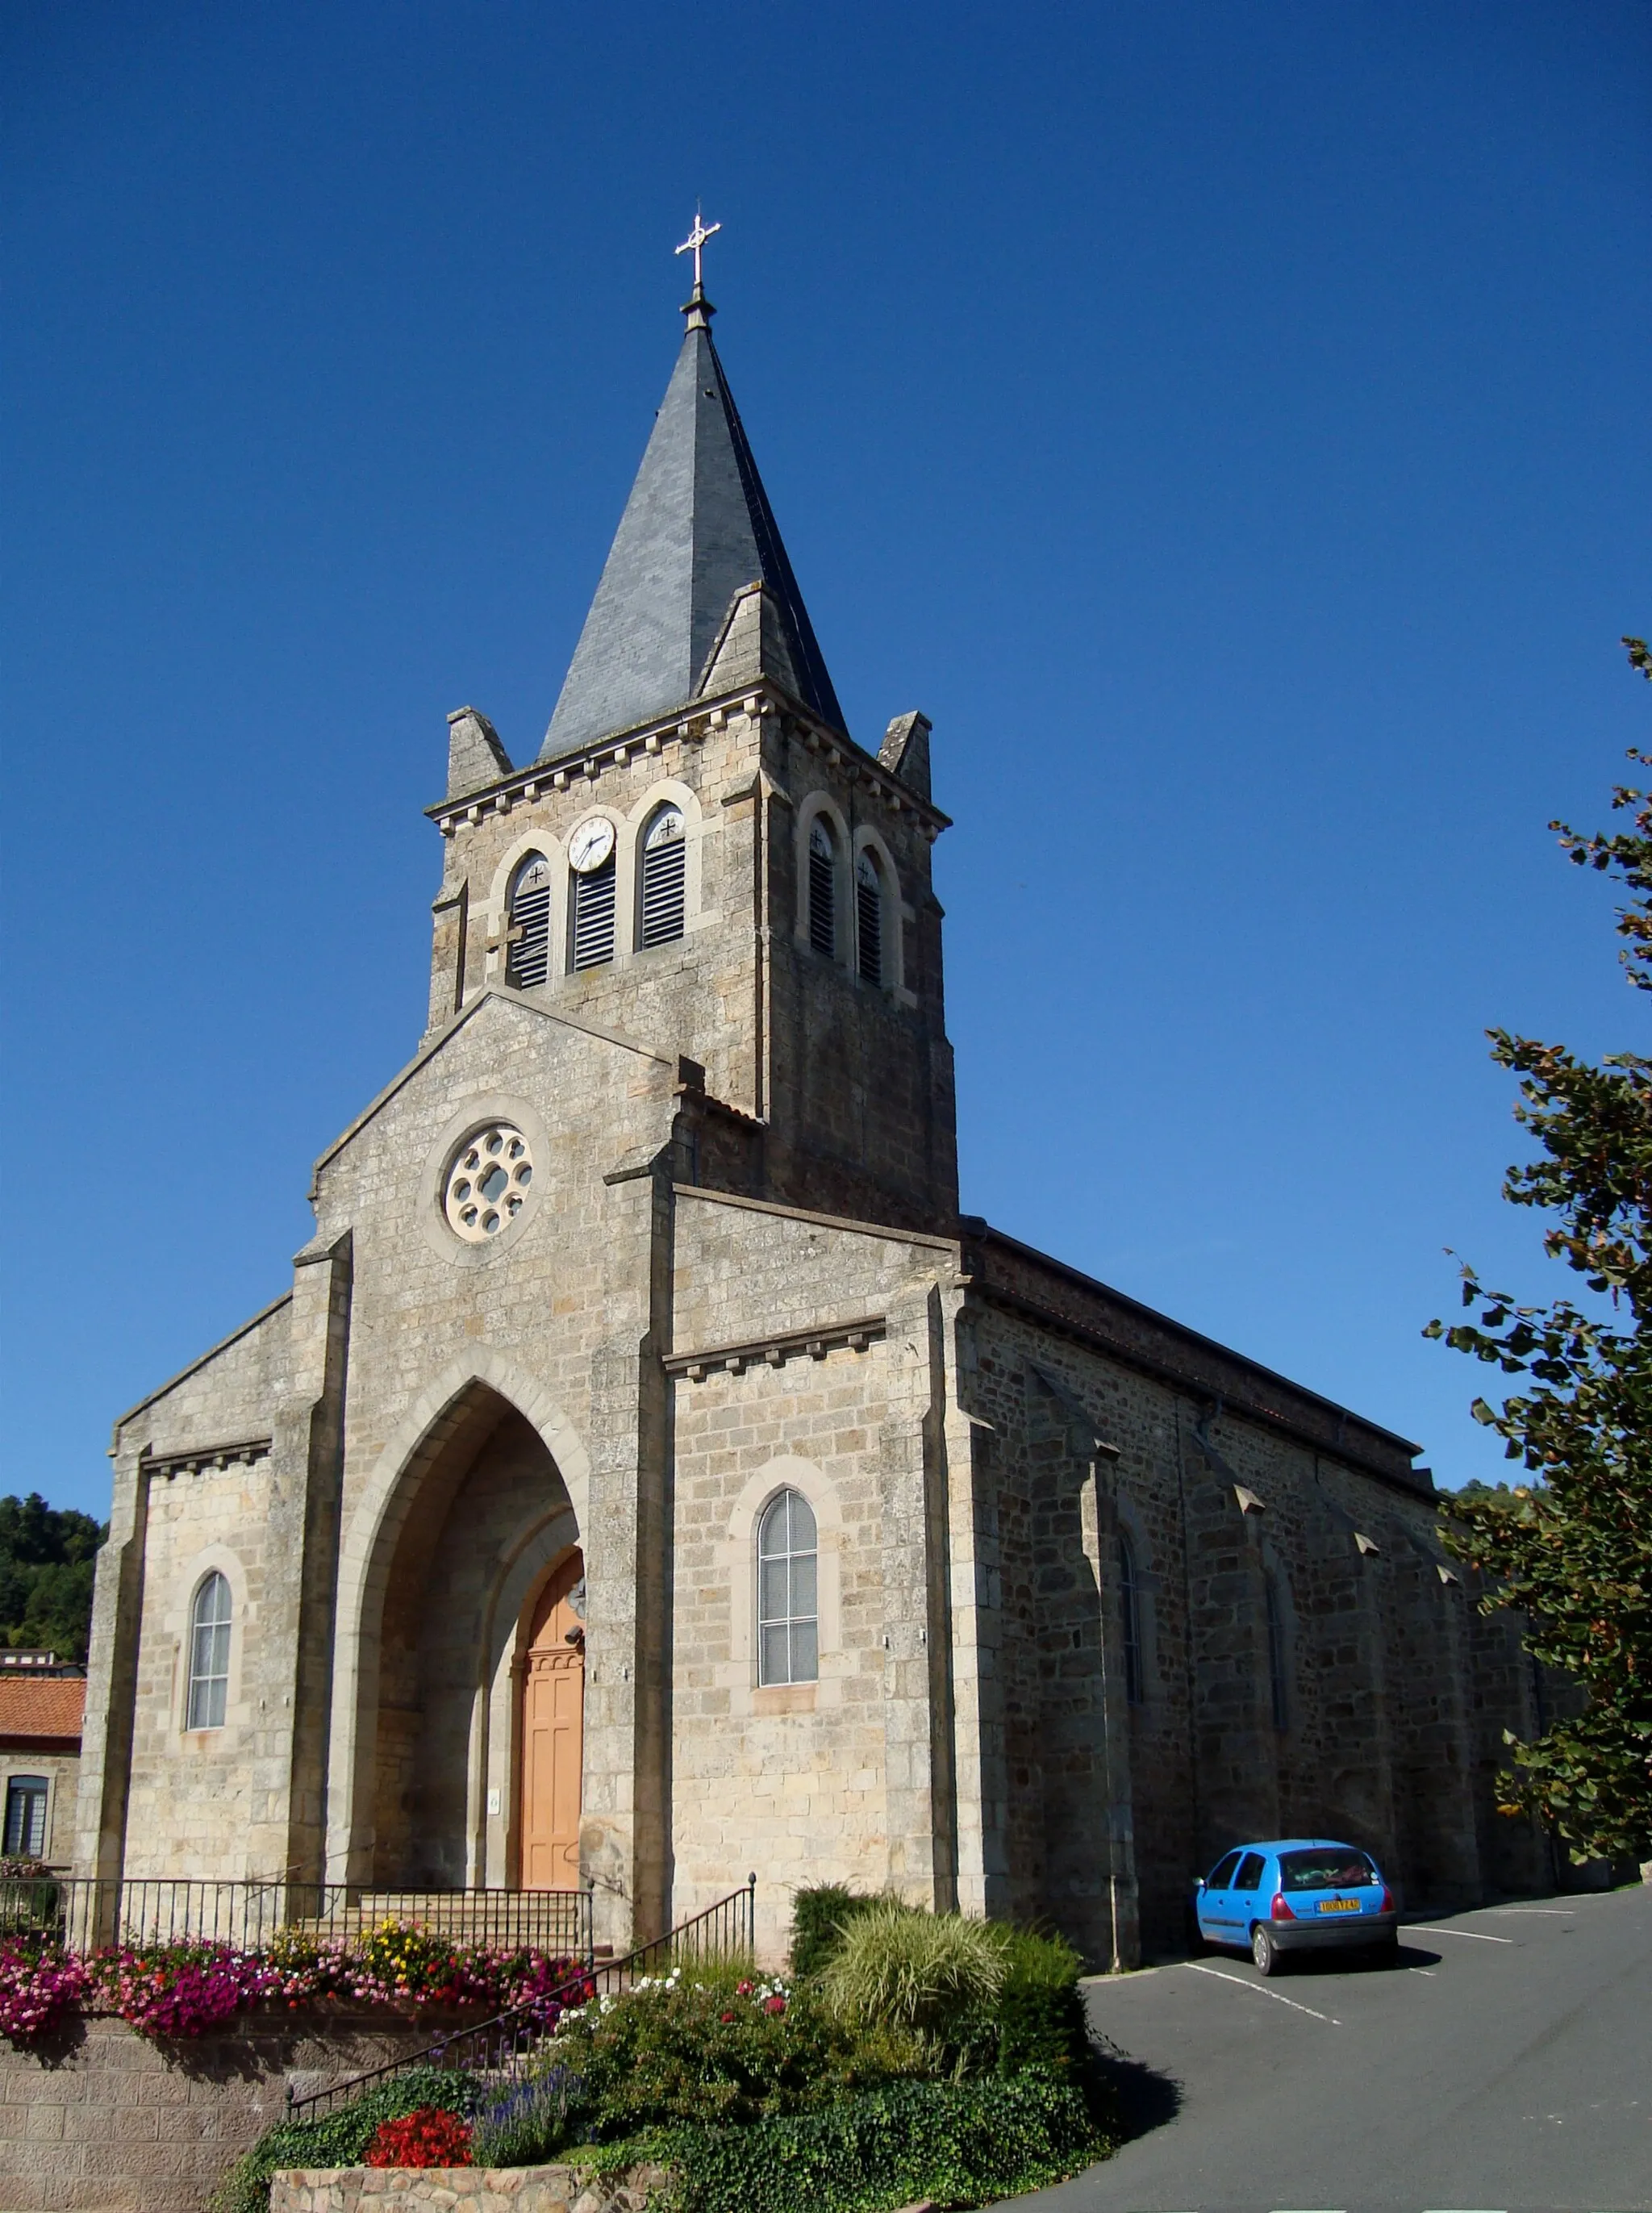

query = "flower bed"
[232,1898,1120,2213]
[0,1921,586,2045]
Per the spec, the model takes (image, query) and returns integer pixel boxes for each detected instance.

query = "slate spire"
[540,282,845,759]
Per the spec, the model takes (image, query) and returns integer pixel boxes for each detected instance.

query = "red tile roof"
[0,1676,86,1743]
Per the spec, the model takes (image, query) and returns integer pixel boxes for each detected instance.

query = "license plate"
[1316,1898,1362,1914]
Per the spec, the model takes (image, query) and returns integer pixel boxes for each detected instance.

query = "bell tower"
[422,235,957,1234]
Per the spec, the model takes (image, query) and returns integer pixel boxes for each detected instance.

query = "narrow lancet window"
[856,849,883,985]
[507,854,553,987]
[1120,1533,1144,1706]
[1264,1573,1289,1731]
[808,819,836,958]
[757,1488,819,1685]
[187,1572,232,1731]
[640,805,686,947]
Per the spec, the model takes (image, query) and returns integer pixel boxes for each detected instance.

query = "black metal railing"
[286,1874,758,2123]
[0,1877,593,1962]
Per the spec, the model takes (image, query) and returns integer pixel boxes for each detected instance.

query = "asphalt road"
[1020,1882,1652,2213]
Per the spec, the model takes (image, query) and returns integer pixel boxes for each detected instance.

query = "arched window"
[855,850,883,986]
[186,1571,232,1731]
[2,1775,48,1858]
[757,1488,818,1686]
[1263,1573,1289,1731]
[507,854,553,987]
[639,805,686,947]
[569,820,617,971]
[807,818,836,958]
[1119,1533,1144,1706]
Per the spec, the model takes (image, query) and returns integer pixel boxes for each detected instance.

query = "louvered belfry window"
[570,851,617,970]
[856,850,882,986]
[808,818,836,958]
[640,805,686,947]
[507,854,553,987]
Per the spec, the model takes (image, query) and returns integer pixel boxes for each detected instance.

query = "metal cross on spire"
[675,209,721,294]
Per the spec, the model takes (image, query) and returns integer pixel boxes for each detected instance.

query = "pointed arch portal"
[326,1360,589,1889]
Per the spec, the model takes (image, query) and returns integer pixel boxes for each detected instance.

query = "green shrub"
[210,2067,485,2213]
[522,1965,923,2146]
[611,2073,1111,2213]
[820,1901,1004,2044]
[985,1924,1089,2078]
[788,1886,881,1980]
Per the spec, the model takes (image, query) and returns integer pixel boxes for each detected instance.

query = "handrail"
[284,1874,757,2124]
[0,1877,592,1961]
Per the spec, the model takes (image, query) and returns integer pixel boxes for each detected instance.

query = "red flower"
[735,1979,754,1996]
[764,1994,786,2015]
[365,2108,473,2169]
[720,2010,736,2023]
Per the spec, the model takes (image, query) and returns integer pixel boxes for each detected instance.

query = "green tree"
[0,1493,106,1664]
[1426,639,1652,1863]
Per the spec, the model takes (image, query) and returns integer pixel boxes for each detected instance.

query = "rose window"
[443,1124,534,1242]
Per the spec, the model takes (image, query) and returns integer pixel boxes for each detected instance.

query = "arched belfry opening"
[363,1382,581,1890]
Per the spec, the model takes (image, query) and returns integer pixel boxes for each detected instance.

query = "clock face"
[568,816,615,875]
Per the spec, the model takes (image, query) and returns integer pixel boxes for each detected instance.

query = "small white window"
[3,1775,48,1858]
[757,1489,818,1685]
[507,854,553,987]
[807,819,836,959]
[187,1572,232,1731]
[855,850,883,986]
[640,806,686,947]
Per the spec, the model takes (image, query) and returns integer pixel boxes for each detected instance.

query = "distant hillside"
[0,1494,106,1664]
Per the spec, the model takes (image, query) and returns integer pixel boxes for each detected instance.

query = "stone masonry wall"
[428,697,956,1234]
[270,2162,669,2213]
[666,1188,961,1961]
[955,1288,1550,1960]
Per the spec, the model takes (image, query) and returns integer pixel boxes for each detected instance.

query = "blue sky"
[2,0,1647,1521]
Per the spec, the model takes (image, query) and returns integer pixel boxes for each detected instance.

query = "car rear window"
[1279,1848,1379,1891]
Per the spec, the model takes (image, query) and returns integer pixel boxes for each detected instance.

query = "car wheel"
[1250,1923,1279,1976]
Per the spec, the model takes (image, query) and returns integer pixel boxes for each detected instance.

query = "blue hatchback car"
[1192,1838,1399,1975]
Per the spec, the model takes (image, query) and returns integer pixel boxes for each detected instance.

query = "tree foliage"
[0,1494,105,1664]
[1426,641,1652,1861]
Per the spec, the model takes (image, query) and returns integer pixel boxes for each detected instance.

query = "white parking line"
[1487,1906,1574,1915]
[1408,1925,1514,1944]
[1187,1961,1341,2023]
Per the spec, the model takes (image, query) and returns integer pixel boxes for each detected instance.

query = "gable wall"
[667,1191,959,1960]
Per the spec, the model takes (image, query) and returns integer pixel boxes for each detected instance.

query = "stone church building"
[75,260,1549,1965]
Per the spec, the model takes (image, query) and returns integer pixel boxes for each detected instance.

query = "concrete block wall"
[0,2014,437,2213]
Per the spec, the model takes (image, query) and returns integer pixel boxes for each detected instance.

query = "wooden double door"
[519,1553,585,1889]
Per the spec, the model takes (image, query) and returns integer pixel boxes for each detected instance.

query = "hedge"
[787,1886,884,1981]
[632,2073,1112,2213]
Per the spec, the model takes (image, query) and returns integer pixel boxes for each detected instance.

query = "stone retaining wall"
[0,2012,448,2212]
[269,2165,668,2213]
